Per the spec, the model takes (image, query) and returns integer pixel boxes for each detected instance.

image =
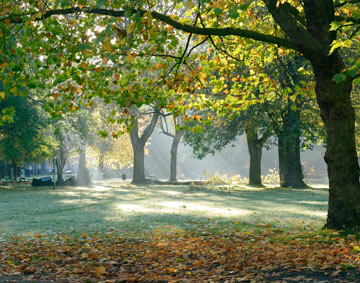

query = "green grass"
[0,180,329,240]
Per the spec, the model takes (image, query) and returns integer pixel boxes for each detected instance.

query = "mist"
[144,126,328,183]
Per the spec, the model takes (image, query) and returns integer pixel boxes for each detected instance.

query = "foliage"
[0,182,359,281]
[1,228,360,282]
[86,102,133,170]
[0,95,52,165]
[262,168,280,186]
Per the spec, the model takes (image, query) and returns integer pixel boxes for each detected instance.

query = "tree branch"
[3,7,296,50]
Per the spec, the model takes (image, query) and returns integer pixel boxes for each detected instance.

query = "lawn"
[1,181,360,282]
[0,180,328,239]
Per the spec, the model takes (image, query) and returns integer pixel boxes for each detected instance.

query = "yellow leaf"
[10,87,17,94]
[185,1,195,9]
[146,14,153,28]
[126,22,136,34]
[69,19,77,26]
[170,14,179,20]
[125,51,136,63]
[102,37,113,53]
[213,0,226,10]
[0,92,5,100]
[102,57,109,65]
[79,62,87,69]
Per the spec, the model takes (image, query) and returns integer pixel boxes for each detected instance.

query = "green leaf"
[77,43,91,51]
[351,10,360,19]
[332,73,347,84]
[60,0,71,8]
[240,1,251,10]
[95,0,107,8]
[346,65,359,78]
[98,130,108,137]
[214,8,223,16]
[229,6,239,19]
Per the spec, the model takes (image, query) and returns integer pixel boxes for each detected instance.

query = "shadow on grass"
[0,182,328,238]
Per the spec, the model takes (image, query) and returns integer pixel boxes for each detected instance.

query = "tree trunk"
[312,54,360,229]
[246,135,262,186]
[278,107,306,188]
[132,142,145,183]
[98,151,105,179]
[55,158,65,185]
[169,130,183,182]
[129,109,160,184]
[11,159,16,181]
[278,134,286,186]
[55,145,66,185]
[76,148,91,186]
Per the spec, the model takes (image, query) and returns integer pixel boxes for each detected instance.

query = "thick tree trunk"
[169,131,183,182]
[278,108,306,188]
[55,158,65,185]
[130,109,160,184]
[312,54,360,229]
[246,135,262,186]
[132,143,145,183]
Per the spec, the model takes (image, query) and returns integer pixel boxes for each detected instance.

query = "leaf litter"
[0,224,360,282]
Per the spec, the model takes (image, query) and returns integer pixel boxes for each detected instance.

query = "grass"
[0,180,329,240]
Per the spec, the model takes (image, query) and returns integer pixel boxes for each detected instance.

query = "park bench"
[17,177,28,185]
[1,177,14,186]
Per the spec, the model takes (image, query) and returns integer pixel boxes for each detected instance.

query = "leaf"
[332,73,347,84]
[77,43,91,52]
[0,92,5,100]
[95,266,106,277]
[346,65,359,78]
[98,130,108,137]
[125,51,136,63]
[214,8,223,16]
[102,37,113,53]
[229,6,239,19]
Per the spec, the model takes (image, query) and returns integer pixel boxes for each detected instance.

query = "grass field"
[0,180,328,240]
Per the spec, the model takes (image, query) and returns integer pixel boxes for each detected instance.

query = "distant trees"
[0,94,52,179]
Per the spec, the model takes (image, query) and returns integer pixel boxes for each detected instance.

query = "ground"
[0,180,359,282]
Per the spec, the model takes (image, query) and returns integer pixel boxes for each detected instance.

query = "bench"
[17,177,28,185]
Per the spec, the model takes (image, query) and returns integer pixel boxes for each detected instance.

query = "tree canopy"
[2,0,360,229]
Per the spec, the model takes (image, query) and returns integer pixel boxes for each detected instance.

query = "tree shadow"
[0,182,329,238]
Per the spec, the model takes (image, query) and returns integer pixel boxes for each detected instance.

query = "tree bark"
[76,148,91,186]
[312,54,360,229]
[246,135,263,186]
[265,0,360,229]
[55,143,66,185]
[55,158,65,185]
[132,142,146,183]
[169,130,183,182]
[130,108,160,184]
[278,107,306,188]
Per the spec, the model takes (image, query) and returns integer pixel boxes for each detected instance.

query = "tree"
[129,106,160,184]
[159,115,185,182]
[0,94,52,179]
[86,104,133,179]
[183,105,272,186]
[2,1,360,228]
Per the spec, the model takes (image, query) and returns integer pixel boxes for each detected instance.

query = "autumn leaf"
[95,266,106,277]
[102,37,113,53]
